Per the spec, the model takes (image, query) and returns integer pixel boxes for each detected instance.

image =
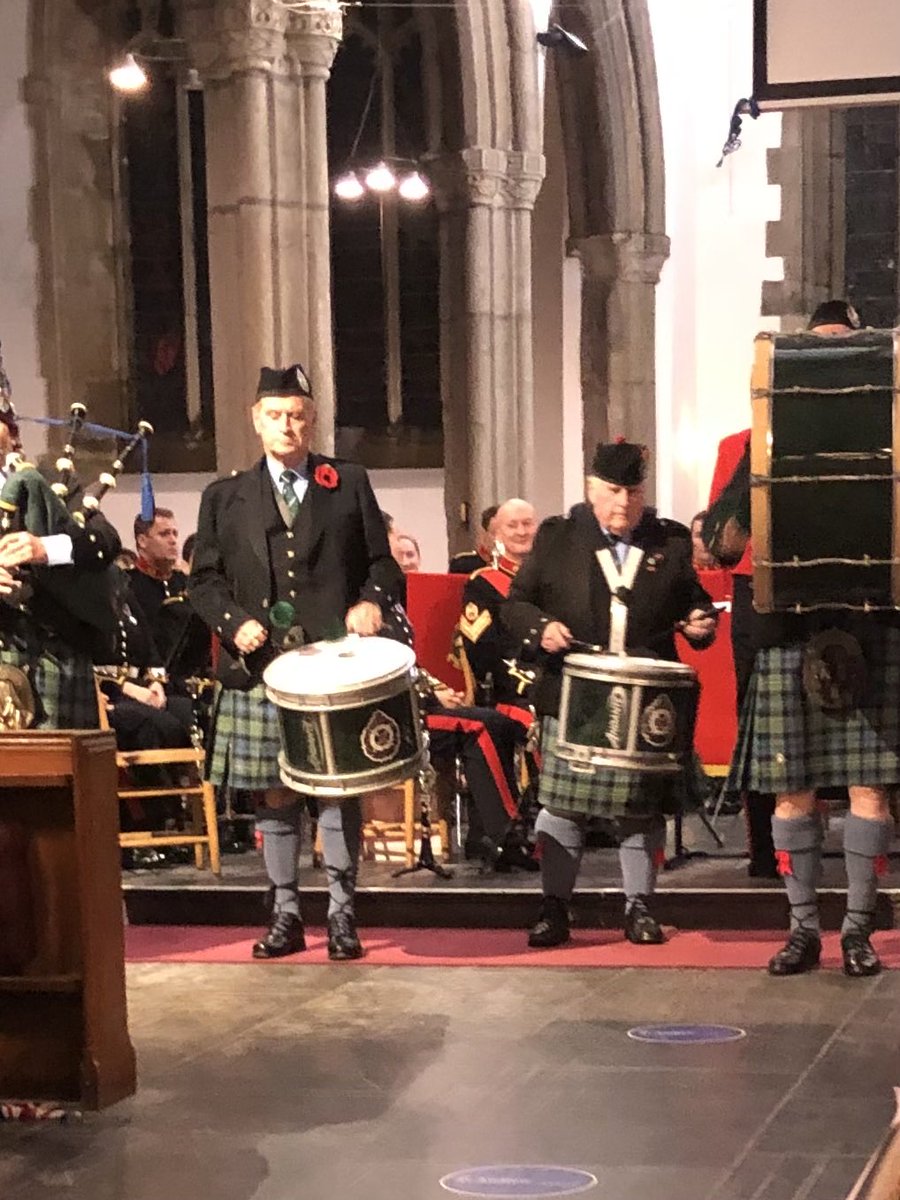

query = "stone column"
[182,0,341,472]
[570,231,669,495]
[433,147,545,554]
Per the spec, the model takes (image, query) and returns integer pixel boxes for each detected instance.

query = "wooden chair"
[314,779,450,868]
[94,675,221,875]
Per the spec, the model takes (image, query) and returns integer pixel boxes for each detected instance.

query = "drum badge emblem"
[361,709,402,763]
[605,685,629,749]
[640,694,676,748]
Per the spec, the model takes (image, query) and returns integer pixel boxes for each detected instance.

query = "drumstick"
[568,638,603,653]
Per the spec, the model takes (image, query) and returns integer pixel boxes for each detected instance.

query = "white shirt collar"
[266,455,309,487]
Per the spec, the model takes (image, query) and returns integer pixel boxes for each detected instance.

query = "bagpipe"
[0,398,154,642]
[0,405,154,539]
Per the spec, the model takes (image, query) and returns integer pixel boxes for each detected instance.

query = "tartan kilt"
[537,716,704,820]
[0,643,98,730]
[726,626,900,794]
[206,682,283,790]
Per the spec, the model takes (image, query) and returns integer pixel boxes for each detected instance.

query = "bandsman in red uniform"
[457,498,538,723]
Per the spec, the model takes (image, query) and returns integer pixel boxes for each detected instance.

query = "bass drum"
[555,653,698,776]
[263,635,426,797]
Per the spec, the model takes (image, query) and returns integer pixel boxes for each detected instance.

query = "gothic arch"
[552,0,665,241]
[547,0,669,480]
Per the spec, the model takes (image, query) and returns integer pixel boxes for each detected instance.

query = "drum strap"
[595,546,644,654]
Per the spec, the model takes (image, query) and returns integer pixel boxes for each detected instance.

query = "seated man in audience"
[449,505,498,574]
[393,533,421,574]
[131,508,188,633]
[385,597,536,872]
[458,497,538,717]
[421,672,538,873]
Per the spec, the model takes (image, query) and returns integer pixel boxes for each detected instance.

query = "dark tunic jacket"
[188,454,401,687]
[501,503,716,717]
[459,556,534,705]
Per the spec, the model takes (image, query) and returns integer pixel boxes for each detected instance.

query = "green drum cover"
[278,689,420,779]
[563,675,696,762]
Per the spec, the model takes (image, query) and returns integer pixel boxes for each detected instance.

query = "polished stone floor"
[2,961,898,1200]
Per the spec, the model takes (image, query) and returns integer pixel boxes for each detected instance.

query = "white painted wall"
[0,3,46,437]
[650,0,782,525]
[104,466,449,570]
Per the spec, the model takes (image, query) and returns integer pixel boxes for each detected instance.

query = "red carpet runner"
[126,926,900,969]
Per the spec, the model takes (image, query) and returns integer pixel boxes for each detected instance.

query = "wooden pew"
[0,730,136,1109]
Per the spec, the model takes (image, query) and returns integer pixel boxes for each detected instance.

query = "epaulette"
[459,599,493,643]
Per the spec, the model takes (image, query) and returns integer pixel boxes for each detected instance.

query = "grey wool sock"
[771,813,823,934]
[617,815,666,908]
[842,812,894,936]
[534,808,585,902]
[317,799,363,919]
[256,800,303,918]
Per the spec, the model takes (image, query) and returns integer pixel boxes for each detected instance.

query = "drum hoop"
[555,743,683,775]
[561,666,697,689]
[277,750,427,797]
[562,653,697,680]
[264,668,414,712]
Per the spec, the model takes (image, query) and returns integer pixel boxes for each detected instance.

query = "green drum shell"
[754,329,899,611]
[265,669,426,797]
[556,654,698,775]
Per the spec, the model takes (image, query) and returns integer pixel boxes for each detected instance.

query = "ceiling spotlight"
[334,171,365,201]
[397,171,430,202]
[365,162,397,193]
[109,52,149,92]
[535,23,589,54]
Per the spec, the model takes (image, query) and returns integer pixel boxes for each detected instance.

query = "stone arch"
[549,0,669,481]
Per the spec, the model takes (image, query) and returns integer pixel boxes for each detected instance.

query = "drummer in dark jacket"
[189,364,402,962]
[502,440,717,948]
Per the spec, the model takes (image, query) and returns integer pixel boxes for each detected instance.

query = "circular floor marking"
[440,1165,599,1197]
[627,1023,747,1044]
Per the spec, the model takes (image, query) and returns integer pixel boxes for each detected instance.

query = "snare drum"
[555,653,698,775]
[751,328,900,612]
[263,636,426,797]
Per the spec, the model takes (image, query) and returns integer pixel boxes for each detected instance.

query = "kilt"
[0,641,98,730]
[206,682,283,790]
[726,626,900,794]
[537,716,703,820]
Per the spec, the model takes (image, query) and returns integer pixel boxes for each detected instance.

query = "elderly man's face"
[494,500,537,561]
[253,394,315,465]
[587,477,645,537]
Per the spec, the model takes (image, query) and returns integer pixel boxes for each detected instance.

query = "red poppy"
[314,463,339,490]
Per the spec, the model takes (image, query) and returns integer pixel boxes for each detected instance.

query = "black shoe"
[327,912,364,961]
[252,912,306,959]
[495,842,540,873]
[527,897,570,948]
[748,855,780,879]
[767,928,821,976]
[841,930,881,978]
[624,897,666,945]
